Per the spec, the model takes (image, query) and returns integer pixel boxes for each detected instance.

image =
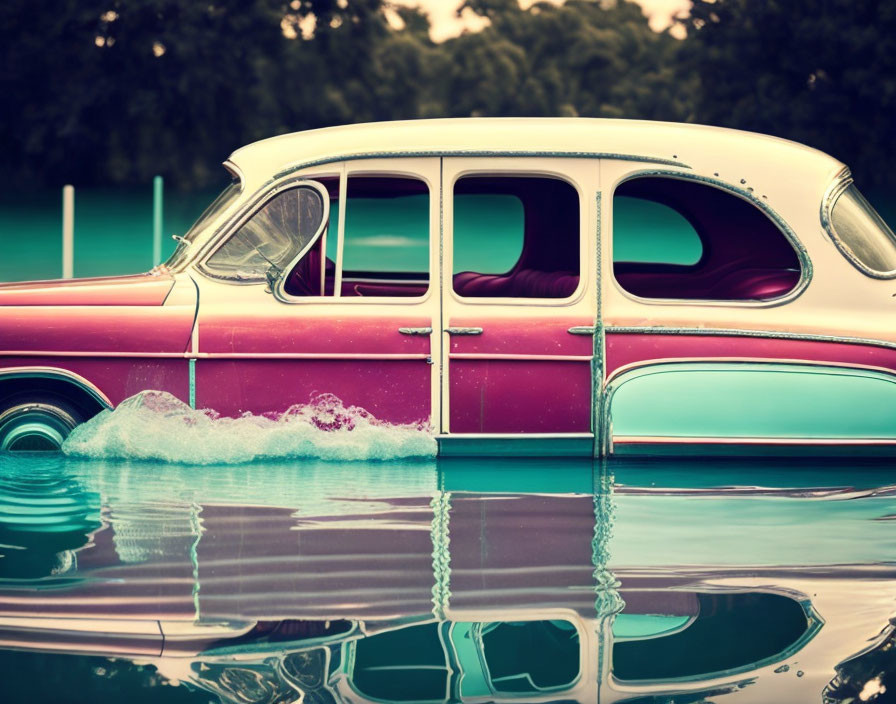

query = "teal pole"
[152,175,163,266]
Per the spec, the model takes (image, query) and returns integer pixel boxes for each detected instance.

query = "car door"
[439,157,598,443]
[189,158,441,429]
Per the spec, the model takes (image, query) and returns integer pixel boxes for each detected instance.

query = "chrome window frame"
[195,179,330,286]
[177,150,689,275]
[445,166,590,308]
[609,169,812,308]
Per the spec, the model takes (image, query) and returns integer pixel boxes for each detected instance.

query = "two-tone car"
[3,118,896,456]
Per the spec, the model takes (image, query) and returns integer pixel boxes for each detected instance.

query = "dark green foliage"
[0,0,891,191]
[684,0,896,189]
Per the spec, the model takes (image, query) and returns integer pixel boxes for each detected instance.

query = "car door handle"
[445,327,483,336]
[398,327,432,336]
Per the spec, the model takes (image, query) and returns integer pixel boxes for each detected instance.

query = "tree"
[683,0,896,189]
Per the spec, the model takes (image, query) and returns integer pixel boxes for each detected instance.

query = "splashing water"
[62,391,436,463]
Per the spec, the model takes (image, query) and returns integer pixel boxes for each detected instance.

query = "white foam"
[62,391,436,463]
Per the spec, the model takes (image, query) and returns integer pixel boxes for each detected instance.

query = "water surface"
[0,454,894,703]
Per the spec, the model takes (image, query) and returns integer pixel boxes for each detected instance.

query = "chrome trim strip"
[191,352,429,360]
[819,167,896,279]
[613,435,896,445]
[1,351,188,359]
[449,353,592,362]
[594,191,604,458]
[0,367,113,408]
[608,169,812,308]
[568,326,596,335]
[436,432,593,439]
[1,351,430,360]
[604,325,896,351]
[445,327,483,336]
[273,150,691,181]
[398,327,432,336]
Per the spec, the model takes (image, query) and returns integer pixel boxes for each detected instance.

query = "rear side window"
[614,196,702,265]
[828,184,896,276]
[613,177,801,301]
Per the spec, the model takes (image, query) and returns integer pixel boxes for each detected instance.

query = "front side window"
[828,183,896,276]
[283,174,432,298]
[203,184,326,282]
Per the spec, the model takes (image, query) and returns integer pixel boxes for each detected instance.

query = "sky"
[391,0,693,41]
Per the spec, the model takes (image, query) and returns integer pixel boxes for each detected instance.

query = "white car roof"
[227,117,846,190]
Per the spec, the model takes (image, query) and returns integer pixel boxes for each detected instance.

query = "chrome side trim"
[445,327,483,336]
[449,353,592,362]
[607,169,813,308]
[273,150,691,181]
[604,325,896,351]
[593,191,604,458]
[614,435,896,445]
[568,326,596,335]
[399,327,432,336]
[0,367,113,408]
[819,167,896,279]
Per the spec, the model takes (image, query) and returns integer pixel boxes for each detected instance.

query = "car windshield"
[165,179,243,271]
[829,184,896,276]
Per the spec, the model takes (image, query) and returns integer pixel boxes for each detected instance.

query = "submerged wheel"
[0,396,84,452]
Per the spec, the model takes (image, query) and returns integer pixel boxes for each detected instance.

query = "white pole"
[62,185,74,279]
[152,175,163,266]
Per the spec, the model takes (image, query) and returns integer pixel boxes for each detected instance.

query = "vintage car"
[2,117,896,456]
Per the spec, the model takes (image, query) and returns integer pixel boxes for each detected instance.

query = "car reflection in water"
[0,456,894,703]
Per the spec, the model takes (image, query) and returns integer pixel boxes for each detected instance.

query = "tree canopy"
[1,0,892,191]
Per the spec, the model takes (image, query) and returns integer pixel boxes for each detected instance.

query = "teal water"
[0,452,893,703]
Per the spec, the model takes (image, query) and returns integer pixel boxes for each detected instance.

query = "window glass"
[612,592,812,681]
[352,623,450,702]
[613,177,801,301]
[452,176,580,299]
[481,620,580,693]
[613,195,702,265]
[312,175,431,297]
[327,192,429,274]
[830,184,896,275]
[204,185,324,282]
[452,194,524,274]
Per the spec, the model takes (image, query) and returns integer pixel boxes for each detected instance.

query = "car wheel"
[0,396,84,452]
